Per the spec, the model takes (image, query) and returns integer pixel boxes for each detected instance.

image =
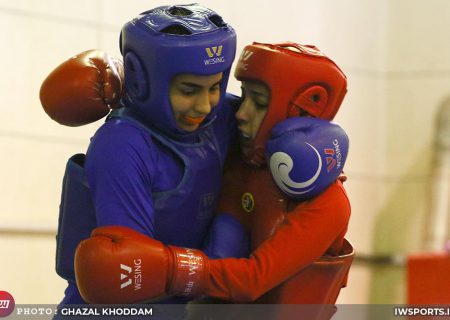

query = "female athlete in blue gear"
[41,4,248,305]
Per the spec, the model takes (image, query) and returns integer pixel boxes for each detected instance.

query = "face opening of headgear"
[119,4,237,139]
[234,42,348,166]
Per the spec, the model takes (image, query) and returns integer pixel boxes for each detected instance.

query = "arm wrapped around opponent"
[75,118,350,304]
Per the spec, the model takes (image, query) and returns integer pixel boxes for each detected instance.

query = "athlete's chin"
[177,122,200,132]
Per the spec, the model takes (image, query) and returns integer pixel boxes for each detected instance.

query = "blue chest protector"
[110,108,227,248]
[56,105,235,283]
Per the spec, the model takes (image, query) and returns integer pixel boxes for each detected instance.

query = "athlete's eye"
[255,101,268,110]
[181,89,196,96]
[209,84,220,93]
[178,86,198,96]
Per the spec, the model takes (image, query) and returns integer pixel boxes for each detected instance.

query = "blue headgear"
[120,4,237,139]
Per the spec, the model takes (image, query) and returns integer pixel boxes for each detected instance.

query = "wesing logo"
[204,45,225,65]
[120,259,142,291]
[324,148,336,172]
[324,139,342,172]
[237,50,254,70]
[239,50,254,61]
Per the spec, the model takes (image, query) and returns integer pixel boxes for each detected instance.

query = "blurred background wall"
[0,0,449,304]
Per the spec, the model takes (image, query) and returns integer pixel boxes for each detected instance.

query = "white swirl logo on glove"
[269,143,322,196]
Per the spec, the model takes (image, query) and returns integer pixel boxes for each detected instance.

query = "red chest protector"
[215,148,354,306]
[217,150,287,249]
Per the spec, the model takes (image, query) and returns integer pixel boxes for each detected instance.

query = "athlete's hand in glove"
[202,213,249,259]
[266,117,349,200]
[75,226,209,304]
[39,50,123,126]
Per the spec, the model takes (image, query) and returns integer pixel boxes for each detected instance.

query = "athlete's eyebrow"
[179,80,221,89]
[242,87,269,100]
[249,90,268,98]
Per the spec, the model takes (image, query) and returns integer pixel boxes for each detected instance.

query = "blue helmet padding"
[120,4,237,139]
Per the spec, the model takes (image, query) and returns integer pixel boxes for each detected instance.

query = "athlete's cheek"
[171,96,195,115]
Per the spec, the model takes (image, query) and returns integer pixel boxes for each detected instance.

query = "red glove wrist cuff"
[167,246,209,297]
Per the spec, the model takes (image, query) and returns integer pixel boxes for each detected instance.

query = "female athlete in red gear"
[205,42,353,304]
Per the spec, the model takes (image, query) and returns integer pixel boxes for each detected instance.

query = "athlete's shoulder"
[308,179,351,222]
[91,118,155,149]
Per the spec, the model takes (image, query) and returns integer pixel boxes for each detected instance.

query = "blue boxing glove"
[266,117,349,201]
[202,213,250,259]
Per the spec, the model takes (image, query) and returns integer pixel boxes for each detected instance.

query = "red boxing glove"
[74,226,209,304]
[39,50,124,126]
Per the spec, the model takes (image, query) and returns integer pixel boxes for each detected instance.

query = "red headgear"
[234,42,347,166]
